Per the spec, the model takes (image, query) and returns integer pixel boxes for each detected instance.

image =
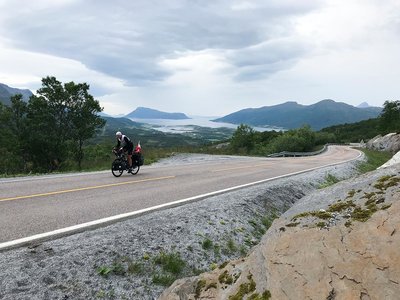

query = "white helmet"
[115,131,122,136]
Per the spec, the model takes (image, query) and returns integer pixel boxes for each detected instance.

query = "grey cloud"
[228,39,310,81]
[233,60,297,81]
[1,0,320,85]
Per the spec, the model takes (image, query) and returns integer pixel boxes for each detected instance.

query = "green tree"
[9,94,29,171]
[296,125,316,150]
[25,94,59,171]
[269,125,316,153]
[0,102,14,173]
[9,94,28,134]
[230,124,255,153]
[270,134,305,153]
[380,100,400,134]
[0,96,31,174]
[26,76,105,171]
[65,81,105,169]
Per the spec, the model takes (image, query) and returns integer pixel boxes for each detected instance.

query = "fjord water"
[128,116,283,133]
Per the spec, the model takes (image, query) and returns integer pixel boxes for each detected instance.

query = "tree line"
[0,76,105,174]
[228,124,332,156]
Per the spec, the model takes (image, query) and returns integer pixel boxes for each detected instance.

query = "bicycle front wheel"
[111,160,124,177]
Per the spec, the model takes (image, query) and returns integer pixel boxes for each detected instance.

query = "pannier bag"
[138,154,144,166]
[133,142,144,166]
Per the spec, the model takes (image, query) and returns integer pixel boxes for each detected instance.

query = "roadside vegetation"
[317,148,393,189]
[93,209,279,291]
[1,79,398,177]
[357,148,394,173]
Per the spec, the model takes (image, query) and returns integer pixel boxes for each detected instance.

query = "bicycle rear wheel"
[130,165,140,175]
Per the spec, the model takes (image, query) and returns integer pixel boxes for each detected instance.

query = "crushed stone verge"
[0,154,363,300]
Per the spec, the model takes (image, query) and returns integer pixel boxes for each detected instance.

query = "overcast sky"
[0,0,399,116]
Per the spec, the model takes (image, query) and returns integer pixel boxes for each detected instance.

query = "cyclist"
[115,131,134,172]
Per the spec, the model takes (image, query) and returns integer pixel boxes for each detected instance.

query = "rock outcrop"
[366,133,400,153]
[160,164,400,299]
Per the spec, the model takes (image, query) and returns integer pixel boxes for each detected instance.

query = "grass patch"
[249,219,267,239]
[291,212,310,221]
[261,213,278,230]
[127,262,144,275]
[153,252,186,275]
[219,270,234,285]
[152,274,176,286]
[362,192,376,200]
[97,266,113,277]
[327,200,356,212]
[351,206,377,222]
[357,148,393,173]
[219,261,229,269]
[195,279,207,299]
[226,239,237,253]
[347,189,356,198]
[316,222,326,228]
[319,174,340,189]
[202,238,213,250]
[151,251,188,286]
[291,210,332,222]
[381,204,392,210]
[96,262,125,277]
[374,175,400,191]
[228,274,256,300]
[285,222,300,227]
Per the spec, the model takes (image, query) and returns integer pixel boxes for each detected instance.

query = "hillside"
[0,83,33,105]
[213,99,382,130]
[320,117,381,143]
[125,107,190,120]
[92,116,233,147]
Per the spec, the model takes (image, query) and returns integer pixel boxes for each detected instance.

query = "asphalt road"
[0,146,361,246]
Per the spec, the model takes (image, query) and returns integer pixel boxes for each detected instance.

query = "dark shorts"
[124,143,134,155]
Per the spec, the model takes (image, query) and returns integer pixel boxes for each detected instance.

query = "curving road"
[0,146,361,248]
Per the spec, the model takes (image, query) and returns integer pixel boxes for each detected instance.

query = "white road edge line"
[0,149,363,251]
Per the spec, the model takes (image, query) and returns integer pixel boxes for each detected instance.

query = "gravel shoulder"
[0,153,364,300]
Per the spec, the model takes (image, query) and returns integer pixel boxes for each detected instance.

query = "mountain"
[98,112,112,117]
[125,107,190,120]
[357,102,372,108]
[213,99,382,130]
[0,83,33,106]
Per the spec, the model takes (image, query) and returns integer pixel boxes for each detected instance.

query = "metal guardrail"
[267,143,365,157]
[267,143,352,158]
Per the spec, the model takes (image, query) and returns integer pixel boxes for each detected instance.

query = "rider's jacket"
[116,135,133,150]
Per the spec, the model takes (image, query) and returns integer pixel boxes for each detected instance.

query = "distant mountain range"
[125,107,190,120]
[213,99,382,130]
[0,83,33,106]
[0,83,383,132]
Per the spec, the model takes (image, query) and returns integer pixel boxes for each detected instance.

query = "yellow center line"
[212,163,271,172]
[0,176,176,203]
